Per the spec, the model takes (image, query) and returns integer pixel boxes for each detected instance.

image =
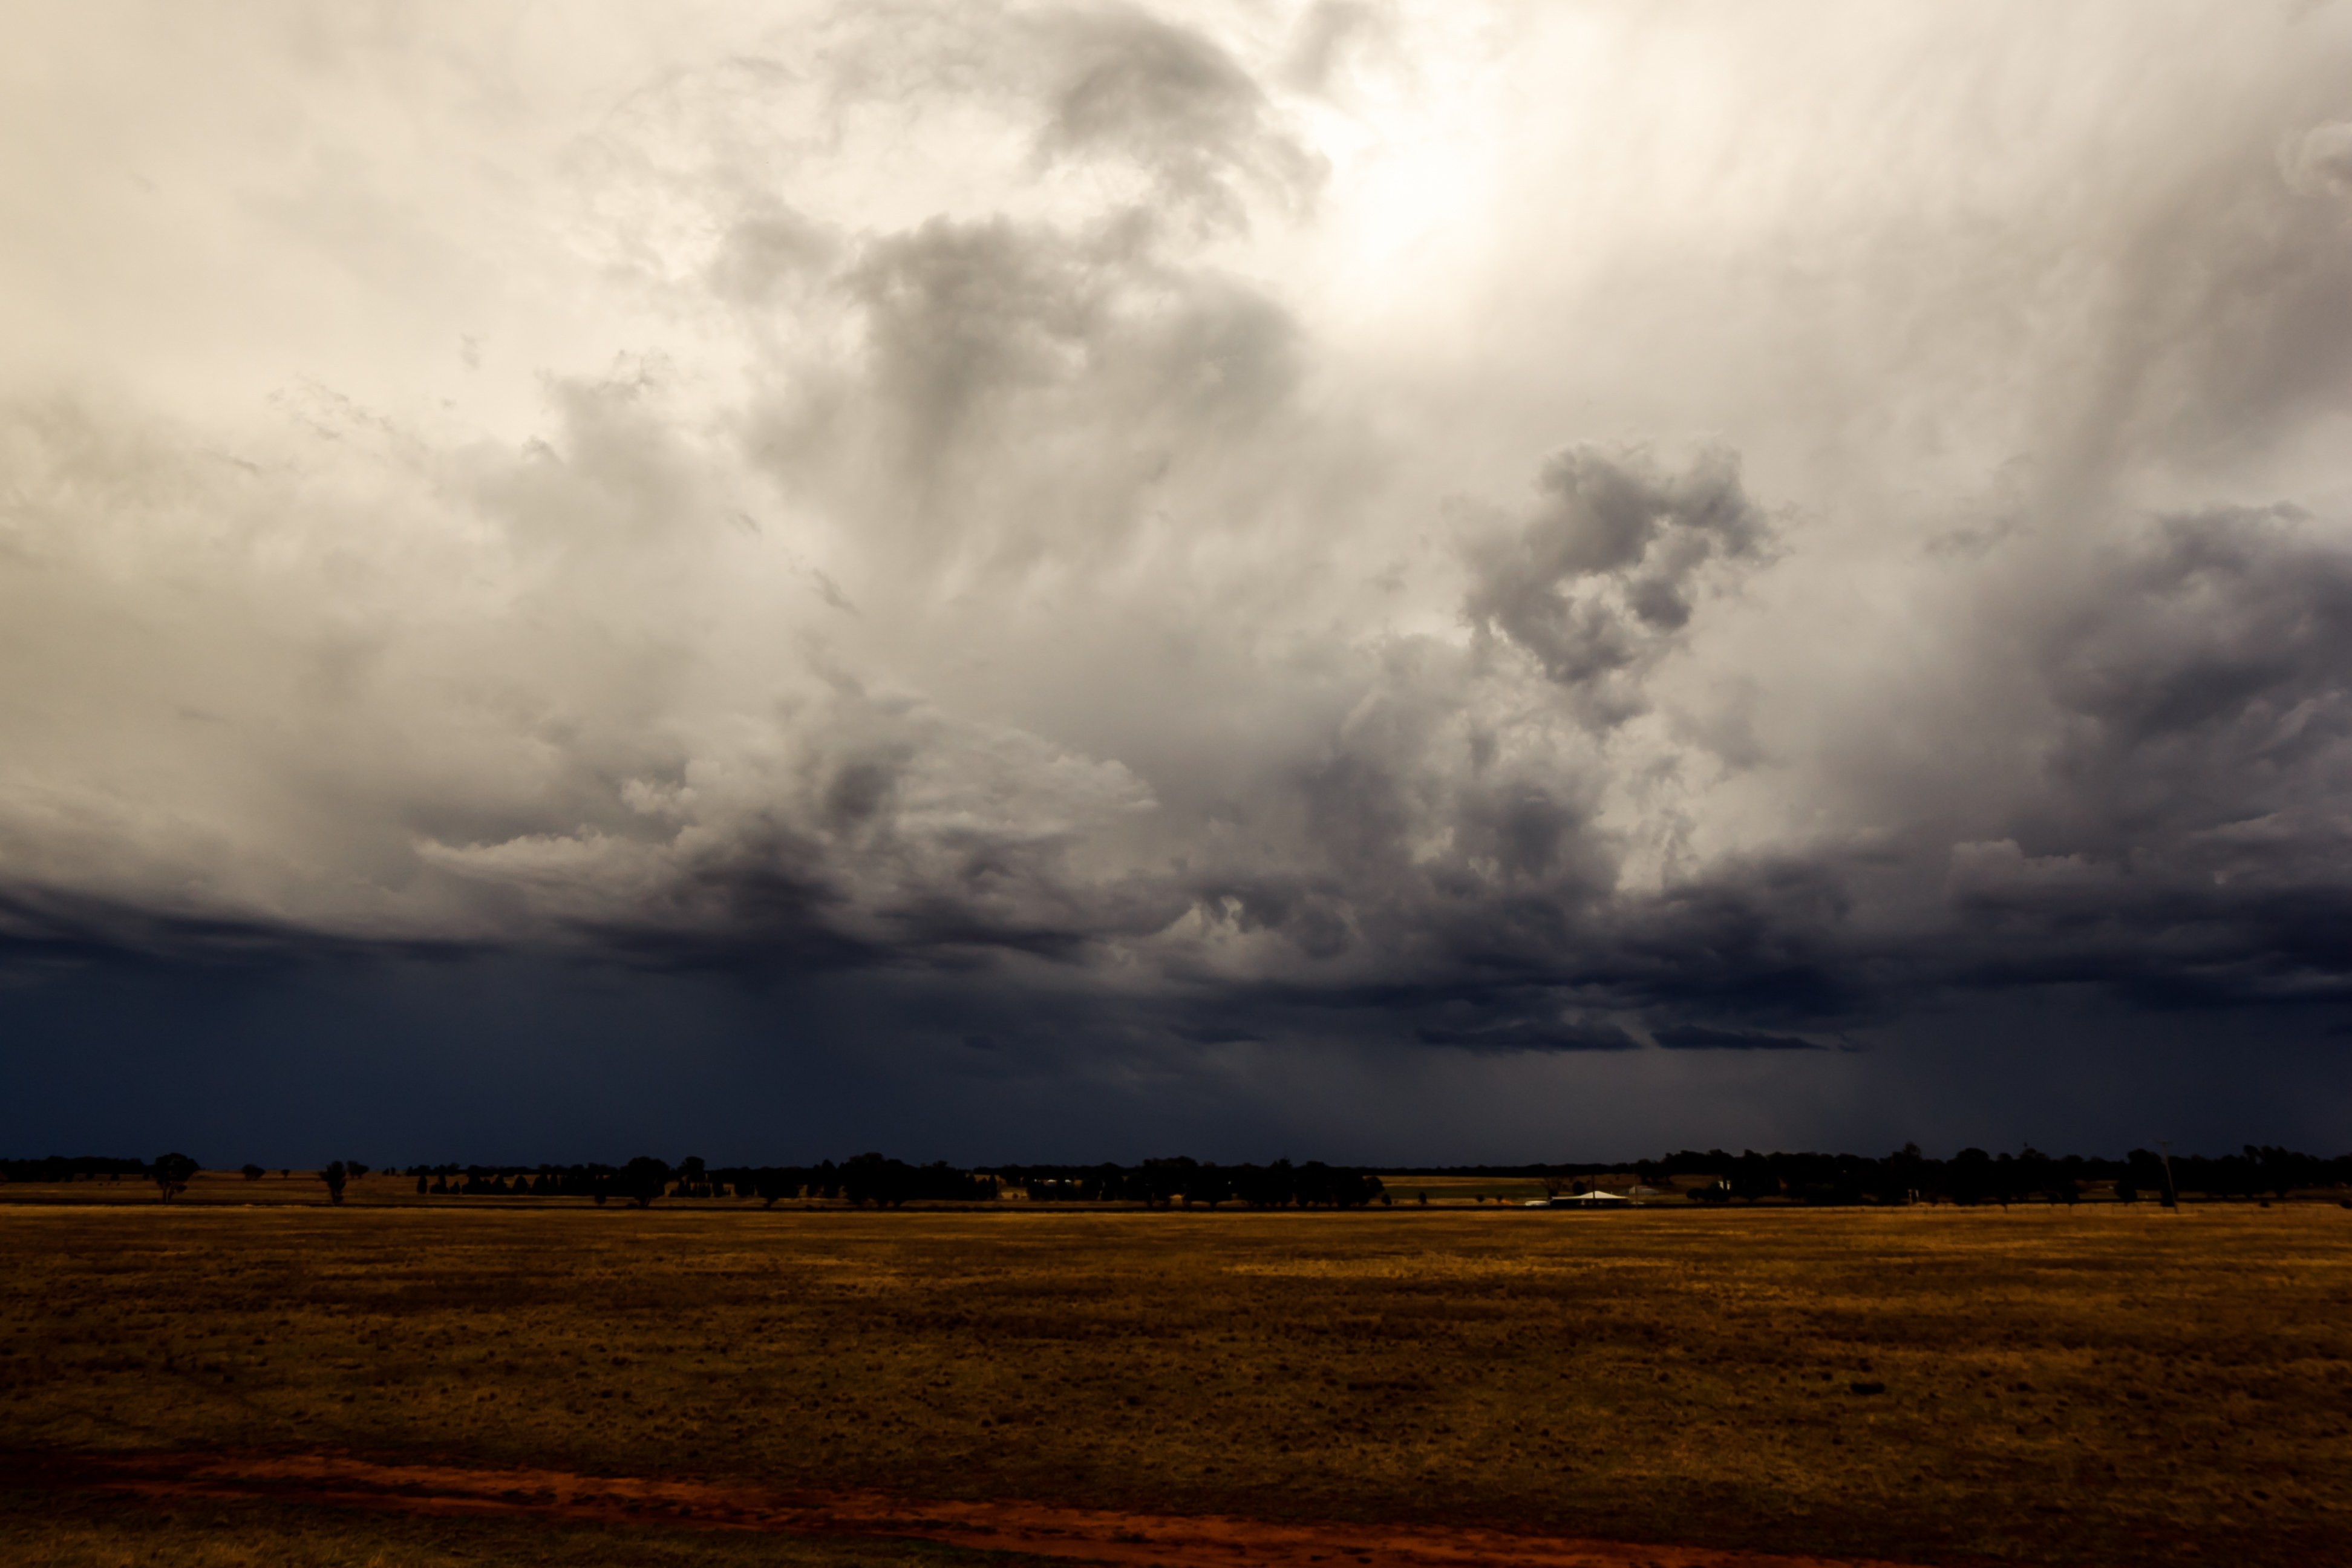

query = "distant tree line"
[998,1157,1386,1207]
[0,1156,148,1182]
[1389,1145,2352,1205]
[391,1153,999,1207]
[386,1154,1381,1207]
[7,1146,2350,1207]
[0,1153,350,1203]
[0,1153,204,1201]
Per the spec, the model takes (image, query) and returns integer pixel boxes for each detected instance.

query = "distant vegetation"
[147,1152,197,1203]
[4,1145,2348,1204]
[405,1153,1007,1207]
[1000,1158,1386,1207]
[0,1157,146,1182]
[319,1161,368,1204]
[373,1146,2352,1206]
[1620,1144,2352,1206]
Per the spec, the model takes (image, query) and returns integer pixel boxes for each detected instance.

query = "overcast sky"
[7,0,2352,1166]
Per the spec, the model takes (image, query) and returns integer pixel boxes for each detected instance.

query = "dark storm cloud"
[1168,1021,1263,1044]
[1651,1024,1825,1052]
[1413,1019,1641,1053]
[17,436,2352,1040]
[1918,508,2352,1008]
[1154,479,2352,1038]
[1462,446,1769,727]
[755,207,1304,569]
[8,0,2352,1160]
[2035,508,2352,860]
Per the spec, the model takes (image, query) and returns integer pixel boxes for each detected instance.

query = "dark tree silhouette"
[1947,1148,1994,1205]
[2247,1145,2311,1200]
[240,1163,266,1181]
[150,1152,198,1203]
[321,1161,348,1204]
[1883,1143,1924,1205]
[2017,1146,2059,1204]
[753,1168,801,1207]
[839,1152,905,1207]
[1187,1166,1235,1208]
[614,1156,671,1207]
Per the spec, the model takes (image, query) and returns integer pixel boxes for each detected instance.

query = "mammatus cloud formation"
[6,1,2352,1153]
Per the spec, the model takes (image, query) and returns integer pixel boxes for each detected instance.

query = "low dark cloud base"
[1652,1025,1826,1052]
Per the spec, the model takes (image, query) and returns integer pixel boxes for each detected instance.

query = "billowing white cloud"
[8,0,2352,1068]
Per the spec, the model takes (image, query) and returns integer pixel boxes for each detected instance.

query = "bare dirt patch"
[4,1450,1930,1568]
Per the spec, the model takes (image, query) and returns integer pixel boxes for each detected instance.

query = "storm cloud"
[5,0,2352,1158]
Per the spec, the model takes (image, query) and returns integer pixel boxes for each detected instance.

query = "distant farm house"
[1524,1189,1636,1209]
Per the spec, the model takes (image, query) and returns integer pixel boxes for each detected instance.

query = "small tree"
[151,1152,198,1203]
[615,1155,671,1208]
[321,1161,348,1204]
[240,1163,266,1182]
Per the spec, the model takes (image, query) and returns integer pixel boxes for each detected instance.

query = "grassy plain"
[2,1200,2347,1566]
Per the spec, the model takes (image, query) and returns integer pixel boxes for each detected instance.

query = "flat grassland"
[2,1200,2347,1567]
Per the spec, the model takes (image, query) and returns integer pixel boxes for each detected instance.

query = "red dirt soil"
[1,1449,1936,1568]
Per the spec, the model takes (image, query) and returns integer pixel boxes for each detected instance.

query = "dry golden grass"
[3,1202,2348,1566]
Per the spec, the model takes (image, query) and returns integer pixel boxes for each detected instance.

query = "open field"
[3,1203,2348,1567]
